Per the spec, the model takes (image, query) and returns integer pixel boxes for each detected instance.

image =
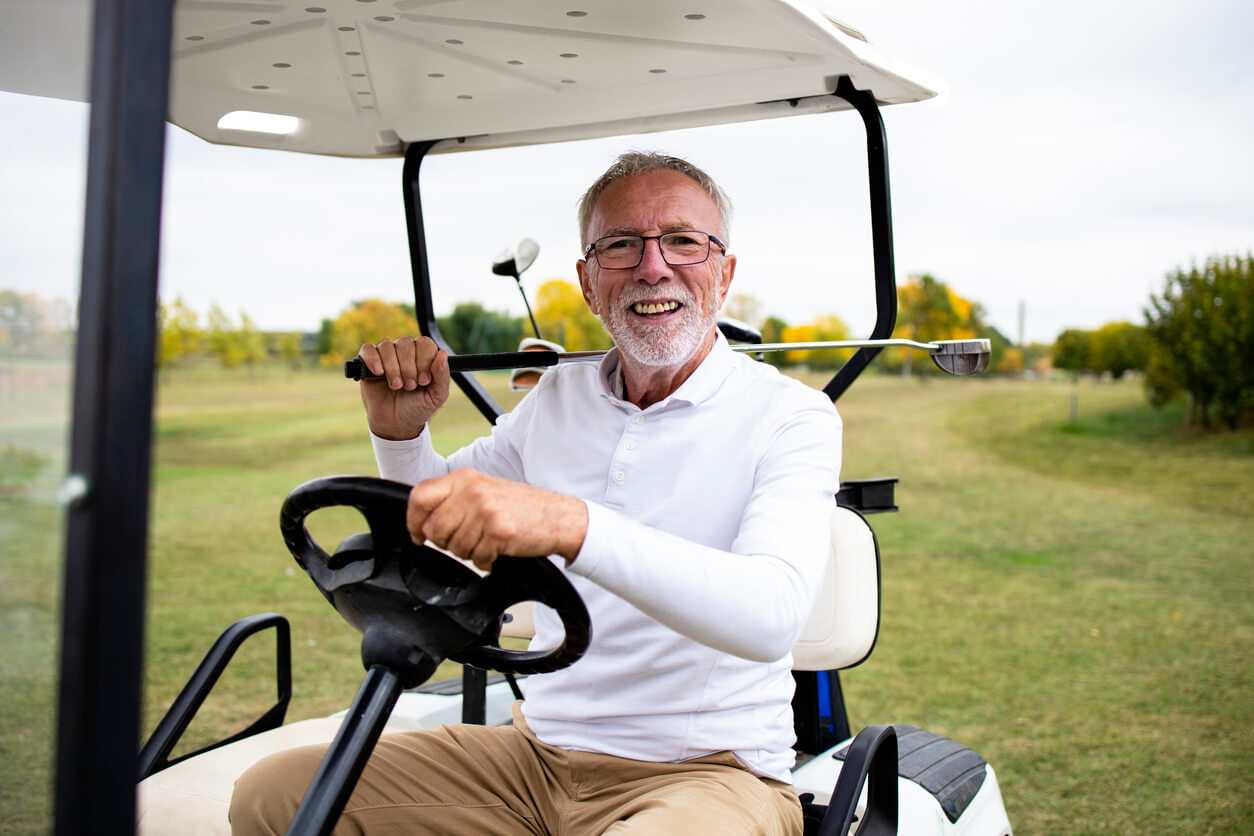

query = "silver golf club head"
[929,339,992,375]
[492,238,540,280]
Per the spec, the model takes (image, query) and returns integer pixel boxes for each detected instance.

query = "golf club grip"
[344,352,560,380]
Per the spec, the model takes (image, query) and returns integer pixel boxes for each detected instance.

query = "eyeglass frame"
[582,230,728,269]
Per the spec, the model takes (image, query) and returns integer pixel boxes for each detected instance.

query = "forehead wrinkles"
[600,221,702,237]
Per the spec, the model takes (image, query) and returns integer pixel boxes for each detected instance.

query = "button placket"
[605,414,639,501]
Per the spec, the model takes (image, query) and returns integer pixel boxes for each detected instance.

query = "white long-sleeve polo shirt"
[371,334,842,782]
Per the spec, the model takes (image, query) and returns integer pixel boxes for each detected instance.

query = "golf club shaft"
[344,339,948,381]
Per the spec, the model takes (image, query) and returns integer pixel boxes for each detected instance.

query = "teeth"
[632,301,680,315]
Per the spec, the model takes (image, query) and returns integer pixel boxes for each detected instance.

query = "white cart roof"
[0,0,938,157]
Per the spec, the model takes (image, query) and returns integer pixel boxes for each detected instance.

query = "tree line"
[1051,254,1252,429]
[7,250,1247,430]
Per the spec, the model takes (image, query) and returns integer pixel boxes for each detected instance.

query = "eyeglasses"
[583,231,726,269]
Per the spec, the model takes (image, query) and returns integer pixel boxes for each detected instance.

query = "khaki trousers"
[229,703,802,835]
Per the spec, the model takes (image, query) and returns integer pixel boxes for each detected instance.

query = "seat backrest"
[503,505,881,670]
[791,505,880,671]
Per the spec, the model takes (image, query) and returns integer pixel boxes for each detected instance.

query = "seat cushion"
[136,716,394,835]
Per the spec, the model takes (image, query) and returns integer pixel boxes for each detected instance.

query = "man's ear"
[717,253,737,307]
[577,259,600,316]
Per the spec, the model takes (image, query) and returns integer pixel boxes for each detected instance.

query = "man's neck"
[620,332,716,410]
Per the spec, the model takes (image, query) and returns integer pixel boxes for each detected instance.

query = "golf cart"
[1,1,1010,833]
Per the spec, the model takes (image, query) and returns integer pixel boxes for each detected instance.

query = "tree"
[759,315,789,367]
[534,280,612,351]
[204,305,265,369]
[1089,321,1148,379]
[780,314,851,369]
[320,299,420,367]
[890,274,983,376]
[436,302,524,354]
[274,332,305,369]
[0,290,72,359]
[1144,254,1254,429]
[236,313,268,369]
[0,291,42,358]
[1052,329,1093,375]
[156,298,204,367]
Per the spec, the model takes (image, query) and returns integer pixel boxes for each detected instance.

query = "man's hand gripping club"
[357,336,451,441]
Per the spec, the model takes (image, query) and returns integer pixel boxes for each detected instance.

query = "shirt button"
[625,440,636,451]
[613,471,625,483]
[634,415,645,424]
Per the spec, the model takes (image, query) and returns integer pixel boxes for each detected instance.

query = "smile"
[631,301,681,316]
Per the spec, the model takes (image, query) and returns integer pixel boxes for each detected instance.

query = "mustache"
[617,285,695,308]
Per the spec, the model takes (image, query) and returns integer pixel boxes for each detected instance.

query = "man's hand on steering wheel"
[408,469,589,571]
[358,336,450,441]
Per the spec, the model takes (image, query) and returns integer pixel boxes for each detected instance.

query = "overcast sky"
[1,0,1251,344]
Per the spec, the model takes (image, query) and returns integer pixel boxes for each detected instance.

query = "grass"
[1,364,1251,833]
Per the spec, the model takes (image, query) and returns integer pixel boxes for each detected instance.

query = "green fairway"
[1,366,1250,833]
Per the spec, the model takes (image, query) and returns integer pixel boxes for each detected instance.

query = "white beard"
[600,285,719,369]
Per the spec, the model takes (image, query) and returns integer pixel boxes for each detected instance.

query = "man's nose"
[633,237,670,281]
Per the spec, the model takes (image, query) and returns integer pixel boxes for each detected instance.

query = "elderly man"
[230,152,841,835]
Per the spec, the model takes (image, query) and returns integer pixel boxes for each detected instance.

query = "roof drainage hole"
[507,60,524,65]
[185,35,204,41]
[685,14,707,20]
[428,73,445,78]
[251,85,269,90]
[457,94,473,100]
[272,63,291,68]
[446,39,464,45]
[251,19,270,25]
[375,16,394,22]
[560,53,578,58]
[649,68,667,74]
[566,10,588,16]
[305,7,326,12]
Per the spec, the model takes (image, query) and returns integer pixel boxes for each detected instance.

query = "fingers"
[359,337,445,391]
[407,471,513,571]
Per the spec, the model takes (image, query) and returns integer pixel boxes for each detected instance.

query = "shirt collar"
[597,330,735,410]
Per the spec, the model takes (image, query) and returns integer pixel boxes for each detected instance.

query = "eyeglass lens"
[594,232,712,268]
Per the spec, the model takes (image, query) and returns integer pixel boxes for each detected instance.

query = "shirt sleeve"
[370,392,534,485]
[370,428,450,484]
[567,402,842,663]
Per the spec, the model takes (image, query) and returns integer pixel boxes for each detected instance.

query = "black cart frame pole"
[54,0,174,833]
[402,140,505,422]
[823,76,899,403]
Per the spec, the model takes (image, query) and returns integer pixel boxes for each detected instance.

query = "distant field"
[1,363,1250,833]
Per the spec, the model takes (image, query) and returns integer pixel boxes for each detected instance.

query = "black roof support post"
[823,75,899,403]
[54,0,174,833]
[402,141,504,422]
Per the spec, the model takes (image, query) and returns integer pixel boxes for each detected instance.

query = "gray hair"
[577,151,733,246]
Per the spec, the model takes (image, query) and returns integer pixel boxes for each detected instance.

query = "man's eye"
[603,238,640,252]
[664,234,701,249]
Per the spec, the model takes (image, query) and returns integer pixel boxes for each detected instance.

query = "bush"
[1144,254,1254,429]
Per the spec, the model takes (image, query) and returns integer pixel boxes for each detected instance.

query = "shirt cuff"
[567,500,615,578]
[370,427,434,483]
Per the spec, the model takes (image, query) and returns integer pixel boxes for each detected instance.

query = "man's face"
[576,169,736,370]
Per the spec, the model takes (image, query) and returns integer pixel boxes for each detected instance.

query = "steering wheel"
[279,475,591,688]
